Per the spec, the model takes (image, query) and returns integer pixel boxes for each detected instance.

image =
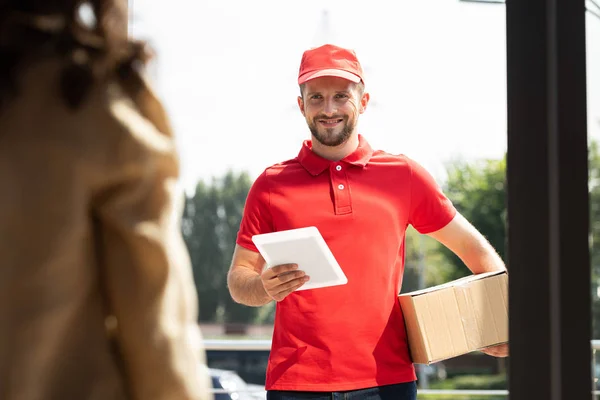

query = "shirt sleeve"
[236,170,274,252]
[407,157,457,234]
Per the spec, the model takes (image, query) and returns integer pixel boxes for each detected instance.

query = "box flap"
[399,270,506,297]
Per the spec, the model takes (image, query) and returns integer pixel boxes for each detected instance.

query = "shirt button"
[338,184,345,190]
[336,165,342,171]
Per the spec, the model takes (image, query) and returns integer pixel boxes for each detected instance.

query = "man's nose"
[323,98,337,115]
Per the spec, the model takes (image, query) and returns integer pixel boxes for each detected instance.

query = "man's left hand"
[481,343,509,357]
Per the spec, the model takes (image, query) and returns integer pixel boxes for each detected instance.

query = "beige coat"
[0,59,212,400]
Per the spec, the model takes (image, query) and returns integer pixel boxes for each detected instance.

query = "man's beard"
[307,115,356,147]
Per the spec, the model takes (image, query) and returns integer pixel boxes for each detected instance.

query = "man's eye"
[335,94,348,99]
[311,95,322,100]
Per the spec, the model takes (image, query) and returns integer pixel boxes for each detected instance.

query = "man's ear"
[359,92,370,114]
[297,96,306,117]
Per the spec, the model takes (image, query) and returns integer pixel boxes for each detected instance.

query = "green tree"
[183,182,223,321]
[402,226,451,293]
[438,158,508,281]
[219,171,259,324]
[182,170,259,324]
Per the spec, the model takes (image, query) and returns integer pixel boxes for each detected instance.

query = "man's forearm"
[463,239,507,275]
[227,267,272,307]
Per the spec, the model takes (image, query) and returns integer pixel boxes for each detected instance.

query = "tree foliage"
[182,170,261,323]
[438,158,508,282]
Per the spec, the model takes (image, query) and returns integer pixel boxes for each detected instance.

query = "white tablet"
[251,226,348,291]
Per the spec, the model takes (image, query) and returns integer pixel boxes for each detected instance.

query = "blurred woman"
[0,1,211,399]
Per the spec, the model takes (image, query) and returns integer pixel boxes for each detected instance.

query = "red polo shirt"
[236,135,456,391]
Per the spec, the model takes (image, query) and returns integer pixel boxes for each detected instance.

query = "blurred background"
[127,1,600,398]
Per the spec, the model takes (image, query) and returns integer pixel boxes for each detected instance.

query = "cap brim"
[298,69,362,85]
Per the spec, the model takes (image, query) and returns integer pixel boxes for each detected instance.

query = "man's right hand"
[260,264,310,301]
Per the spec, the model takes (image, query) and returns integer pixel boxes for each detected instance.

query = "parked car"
[210,368,266,400]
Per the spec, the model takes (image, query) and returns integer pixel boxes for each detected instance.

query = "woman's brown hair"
[0,0,150,110]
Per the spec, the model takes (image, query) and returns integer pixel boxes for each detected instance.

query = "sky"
[129,0,600,193]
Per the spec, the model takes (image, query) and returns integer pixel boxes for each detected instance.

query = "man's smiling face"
[298,76,368,147]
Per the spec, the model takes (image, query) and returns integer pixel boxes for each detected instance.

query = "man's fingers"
[260,263,310,301]
[482,344,509,358]
[273,275,310,294]
[274,270,306,282]
[263,263,298,279]
[272,276,310,301]
[265,274,309,296]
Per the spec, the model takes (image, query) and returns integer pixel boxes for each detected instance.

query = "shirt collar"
[297,134,374,176]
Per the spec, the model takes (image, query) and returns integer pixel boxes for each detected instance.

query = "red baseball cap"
[297,44,364,85]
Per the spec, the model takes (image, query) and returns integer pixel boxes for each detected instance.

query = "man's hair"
[299,81,365,99]
[0,0,149,110]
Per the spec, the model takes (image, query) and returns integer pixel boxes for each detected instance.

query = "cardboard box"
[398,270,508,364]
